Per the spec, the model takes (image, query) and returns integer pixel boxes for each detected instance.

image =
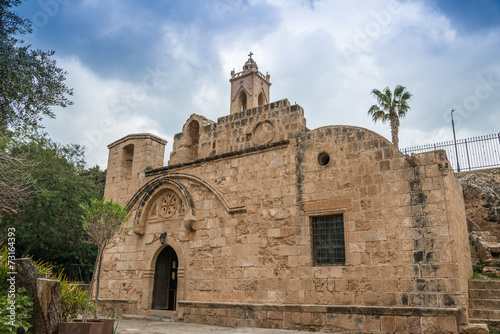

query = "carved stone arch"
[127,178,196,235]
[140,185,186,227]
[165,173,246,214]
[127,174,246,234]
[231,86,251,105]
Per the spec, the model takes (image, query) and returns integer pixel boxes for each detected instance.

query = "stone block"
[381,316,395,333]
[460,323,489,334]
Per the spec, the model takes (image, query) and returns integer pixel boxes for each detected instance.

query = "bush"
[53,271,93,322]
[33,255,94,321]
[0,288,33,334]
[0,247,33,333]
[0,246,93,326]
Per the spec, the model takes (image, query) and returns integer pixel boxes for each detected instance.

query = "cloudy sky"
[16,0,500,168]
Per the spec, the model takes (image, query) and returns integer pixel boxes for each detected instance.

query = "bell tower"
[229,52,271,114]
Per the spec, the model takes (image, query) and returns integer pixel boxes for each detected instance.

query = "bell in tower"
[229,52,271,115]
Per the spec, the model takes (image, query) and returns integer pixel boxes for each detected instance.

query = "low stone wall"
[98,299,138,316]
[178,301,460,333]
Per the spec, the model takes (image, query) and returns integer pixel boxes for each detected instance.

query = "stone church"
[100,54,477,333]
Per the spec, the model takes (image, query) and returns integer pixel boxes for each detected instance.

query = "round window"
[318,152,330,166]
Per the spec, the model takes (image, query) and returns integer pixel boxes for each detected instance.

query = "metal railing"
[401,133,500,172]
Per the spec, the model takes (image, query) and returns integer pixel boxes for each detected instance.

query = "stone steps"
[469,309,500,320]
[469,280,500,322]
[469,287,500,299]
[470,298,500,309]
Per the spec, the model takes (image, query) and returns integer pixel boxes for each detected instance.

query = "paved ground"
[116,316,329,334]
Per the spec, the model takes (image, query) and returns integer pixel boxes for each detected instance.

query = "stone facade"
[100,55,476,333]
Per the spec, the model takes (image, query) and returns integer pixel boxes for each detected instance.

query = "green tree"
[0,0,73,133]
[0,133,105,270]
[368,85,412,149]
[0,148,34,215]
[0,0,73,217]
[81,198,130,321]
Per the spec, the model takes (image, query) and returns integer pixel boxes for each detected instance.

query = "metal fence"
[68,264,94,283]
[401,133,500,172]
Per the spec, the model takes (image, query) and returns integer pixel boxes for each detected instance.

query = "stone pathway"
[116,316,329,334]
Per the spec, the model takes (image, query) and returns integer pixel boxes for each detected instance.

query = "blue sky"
[15,0,500,167]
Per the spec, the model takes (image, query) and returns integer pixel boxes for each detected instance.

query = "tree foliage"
[0,133,105,270]
[81,198,130,321]
[0,0,73,132]
[368,85,412,149]
[0,149,34,215]
[0,0,74,218]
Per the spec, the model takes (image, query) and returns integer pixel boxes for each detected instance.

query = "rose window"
[159,192,180,218]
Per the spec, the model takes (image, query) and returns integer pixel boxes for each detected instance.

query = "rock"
[460,323,489,334]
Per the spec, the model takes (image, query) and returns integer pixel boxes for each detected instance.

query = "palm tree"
[368,85,412,149]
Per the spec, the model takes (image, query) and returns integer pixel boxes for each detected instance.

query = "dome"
[243,52,258,71]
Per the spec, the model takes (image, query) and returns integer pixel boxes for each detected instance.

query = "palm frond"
[368,105,389,123]
[401,91,412,101]
[368,84,413,148]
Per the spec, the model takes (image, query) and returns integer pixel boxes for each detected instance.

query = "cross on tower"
[248,52,254,59]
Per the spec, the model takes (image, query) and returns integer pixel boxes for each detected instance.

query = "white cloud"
[42,1,500,169]
[44,57,171,167]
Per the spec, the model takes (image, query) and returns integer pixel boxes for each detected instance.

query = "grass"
[471,270,500,281]
[488,321,500,334]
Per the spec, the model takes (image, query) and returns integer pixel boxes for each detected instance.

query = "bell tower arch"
[229,52,271,114]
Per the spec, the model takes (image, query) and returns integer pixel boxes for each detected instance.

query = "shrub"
[0,247,33,333]
[0,246,93,325]
[0,288,33,334]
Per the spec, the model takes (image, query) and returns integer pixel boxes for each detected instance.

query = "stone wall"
[168,99,305,165]
[179,301,459,333]
[100,99,473,333]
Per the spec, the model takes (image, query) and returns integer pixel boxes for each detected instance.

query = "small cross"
[248,52,254,59]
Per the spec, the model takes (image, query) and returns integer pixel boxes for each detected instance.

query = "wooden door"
[152,246,178,310]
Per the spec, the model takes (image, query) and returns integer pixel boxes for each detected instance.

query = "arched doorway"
[152,246,178,310]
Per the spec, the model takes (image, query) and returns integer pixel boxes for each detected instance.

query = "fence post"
[400,133,500,171]
[464,139,471,171]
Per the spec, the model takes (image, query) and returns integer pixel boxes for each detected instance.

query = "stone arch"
[127,178,196,235]
[145,240,185,313]
[258,92,264,106]
[169,114,215,165]
[185,120,199,160]
[239,91,247,112]
[151,245,178,310]
[231,86,250,108]
[126,174,246,234]
[121,143,134,180]
[141,186,186,226]
[180,114,214,133]
[149,242,184,280]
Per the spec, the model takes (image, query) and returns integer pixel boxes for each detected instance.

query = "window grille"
[312,214,345,266]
